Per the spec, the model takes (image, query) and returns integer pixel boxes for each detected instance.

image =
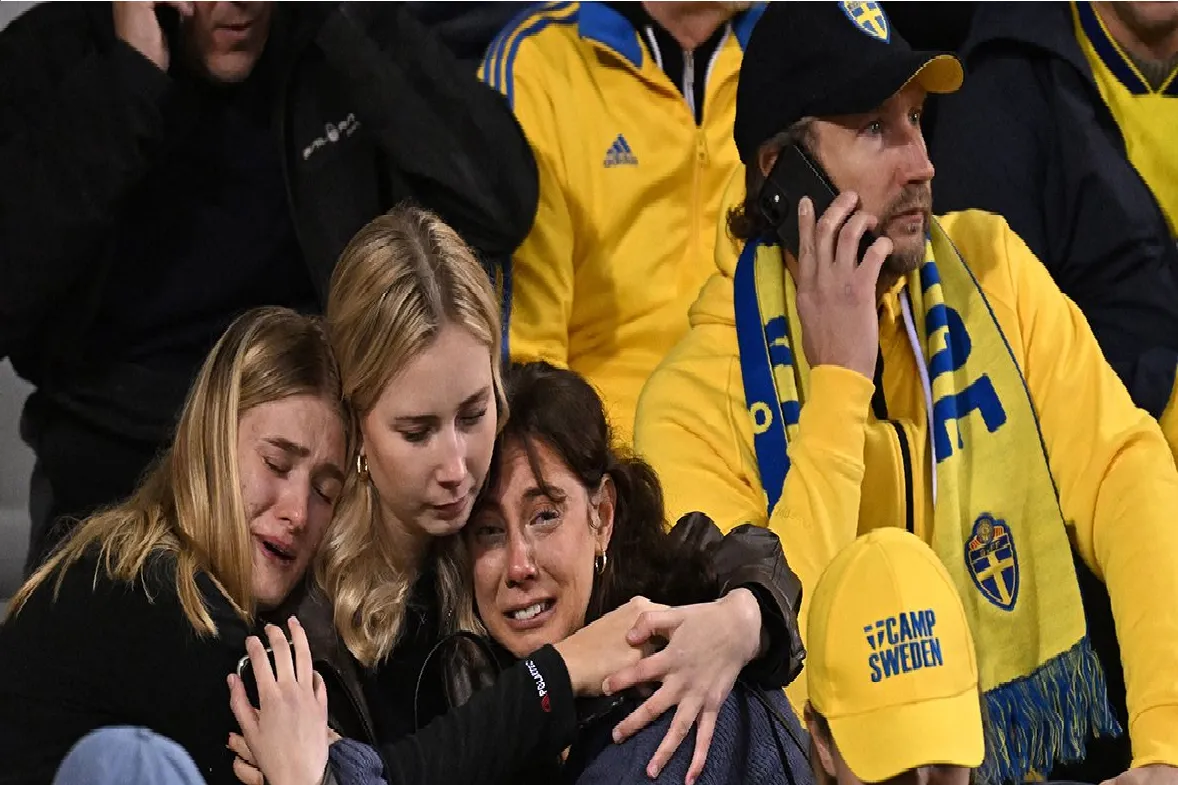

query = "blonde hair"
[322,205,505,667]
[9,307,347,636]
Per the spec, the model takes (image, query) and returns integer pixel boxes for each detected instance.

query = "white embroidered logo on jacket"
[302,113,361,160]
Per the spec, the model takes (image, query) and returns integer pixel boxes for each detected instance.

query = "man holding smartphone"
[0,1,537,573]
[635,3,1178,784]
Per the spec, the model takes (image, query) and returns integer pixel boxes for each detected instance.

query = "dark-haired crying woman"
[461,361,814,785]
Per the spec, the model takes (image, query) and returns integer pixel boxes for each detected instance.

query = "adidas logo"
[603,134,638,168]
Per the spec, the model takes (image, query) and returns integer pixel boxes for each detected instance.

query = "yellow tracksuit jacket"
[635,203,1178,766]
[480,2,763,444]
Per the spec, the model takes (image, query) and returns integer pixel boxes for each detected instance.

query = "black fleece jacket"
[0,2,538,439]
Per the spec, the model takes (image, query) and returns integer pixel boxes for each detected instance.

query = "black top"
[932,1,1178,423]
[0,551,581,785]
[0,552,253,785]
[362,569,452,744]
[1,0,540,567]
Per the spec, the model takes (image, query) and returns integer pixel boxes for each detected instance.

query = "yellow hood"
[689,167,750,330]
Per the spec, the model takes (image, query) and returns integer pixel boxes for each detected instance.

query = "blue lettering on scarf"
[925,303,1008,462]
[765,316,793,369]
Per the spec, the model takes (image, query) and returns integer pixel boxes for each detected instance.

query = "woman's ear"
[591,475,617,552]
[805,703,839,780]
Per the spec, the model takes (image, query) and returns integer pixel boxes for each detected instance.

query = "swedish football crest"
[839,2,890,43]
[965,513,1020,611]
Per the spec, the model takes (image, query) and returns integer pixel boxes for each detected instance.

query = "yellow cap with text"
[806,529,984,781]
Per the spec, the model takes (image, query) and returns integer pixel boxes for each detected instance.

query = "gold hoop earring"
[594,551,608,575]
[356,453,369,481]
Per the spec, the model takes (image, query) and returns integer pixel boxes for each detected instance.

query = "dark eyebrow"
[393,414,437,428]
[392,386,493,427]
[523,485,566,504]
[264,437,310,457]
[472,487,559,523]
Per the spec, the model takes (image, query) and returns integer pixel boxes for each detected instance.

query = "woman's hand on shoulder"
[599,589,763,785]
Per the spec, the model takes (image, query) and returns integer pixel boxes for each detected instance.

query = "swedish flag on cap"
[840,1,890,42]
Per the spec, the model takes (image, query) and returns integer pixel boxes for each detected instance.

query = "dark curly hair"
[475,361,717,624]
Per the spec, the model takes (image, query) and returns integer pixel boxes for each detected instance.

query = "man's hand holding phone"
[792,191,893,381]
[227,618,331,785]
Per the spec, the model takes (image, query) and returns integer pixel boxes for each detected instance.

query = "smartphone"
[756,142,881,265]
[236,641,297,707]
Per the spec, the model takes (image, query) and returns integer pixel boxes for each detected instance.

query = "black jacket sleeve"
[0,4,171,361]
[314,3,539,261]
[668,512,805,689]
[379,644,577,785]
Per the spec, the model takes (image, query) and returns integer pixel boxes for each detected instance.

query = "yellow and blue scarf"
[734,219,1121,784]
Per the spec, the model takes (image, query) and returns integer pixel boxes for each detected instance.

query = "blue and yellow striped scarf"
[734,218,1121,783]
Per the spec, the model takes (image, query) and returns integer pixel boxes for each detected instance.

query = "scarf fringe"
[977,637,1122,785]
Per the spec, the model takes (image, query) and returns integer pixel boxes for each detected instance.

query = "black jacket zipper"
[872,350,915,534]
[888,421,916,535]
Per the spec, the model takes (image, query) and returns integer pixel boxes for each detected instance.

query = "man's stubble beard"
[879,192,931,276]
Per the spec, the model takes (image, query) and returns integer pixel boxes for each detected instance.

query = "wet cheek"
[473,574,498,618]
[471,551,503,597]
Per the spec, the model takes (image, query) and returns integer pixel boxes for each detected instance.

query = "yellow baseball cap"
[806,529,984,782]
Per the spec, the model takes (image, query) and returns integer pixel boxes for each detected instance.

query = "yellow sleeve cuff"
[796,365,875,464]
[1131,704,1178,767]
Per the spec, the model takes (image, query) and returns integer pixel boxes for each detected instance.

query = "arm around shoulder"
[669,512,804,688]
